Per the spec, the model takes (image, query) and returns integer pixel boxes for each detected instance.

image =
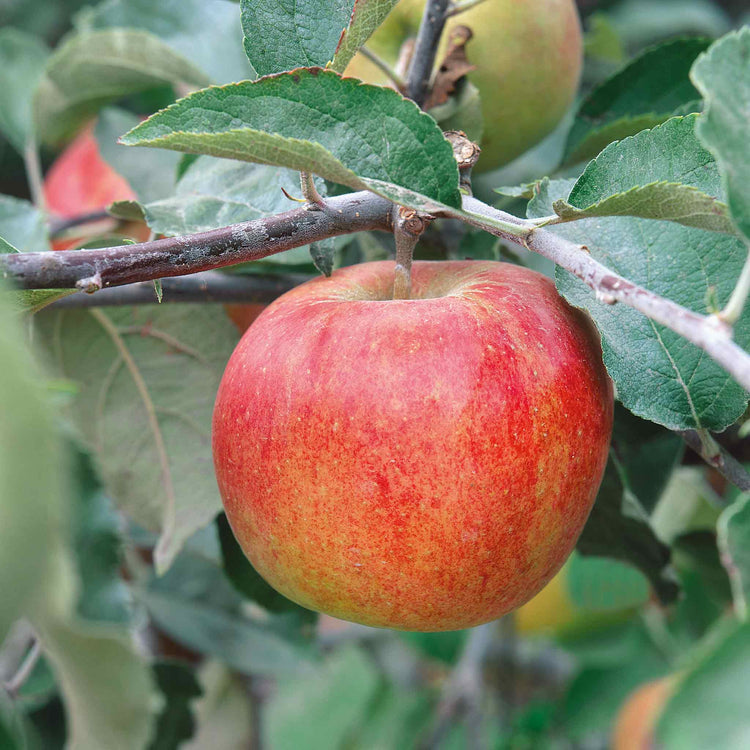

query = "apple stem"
[393,206,429,300]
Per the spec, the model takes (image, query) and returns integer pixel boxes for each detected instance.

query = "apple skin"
[213,261,613,631]
[612,677,675,750]
[345,0,583,172]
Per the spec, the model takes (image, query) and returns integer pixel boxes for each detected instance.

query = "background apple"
[344,0,583,172]
[213,260,613,631]
[612,676,675,750]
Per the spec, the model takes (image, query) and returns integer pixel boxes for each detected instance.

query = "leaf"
[610,404,684,514]
[718,494,750,622]
[657,620,750,749]
[80,0,254,85]
[310,239,336,276]
[577,458,678,604]
[553,116,735,235]
[142,155,325,266]
[265,645,379,749]
[0,28,49,153]
[566,554,651,613]
[564,38,711,164]
[34,305,240,572]
[0,280,65,640]
[529,179,750,432]
[331,0,400,73]
[148,662,202,750]
[241,0,355,76]
[121,69,462,210]
[692,28,750,241]
[33,29,212,146]
[69,448,132,624]
[96,108,181,205]
[139,551,316,676]
[216,513,316,620]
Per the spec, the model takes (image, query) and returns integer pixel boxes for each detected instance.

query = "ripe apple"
[344,0,583,172]
[612,676,676,750]
[213,260,613,631]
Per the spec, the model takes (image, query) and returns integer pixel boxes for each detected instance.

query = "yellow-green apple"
[213,261,613,631]
[344,0,583,172]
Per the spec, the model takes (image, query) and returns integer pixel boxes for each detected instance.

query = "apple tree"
[0,0,749,747]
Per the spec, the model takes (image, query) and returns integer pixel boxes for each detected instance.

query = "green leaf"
[33,29,212,146]
[0,280,65,640]
[0,28,49,153]
[265,645,379,749]
[577,458,678,603]
[553,116,735,235]
[96,108,181,205]
[216,513,316,620]
[566,554,650,613]
[657,620,750,749]
[529,179,750,432]
[241,0,355,76]
[139,552,316,676]
[692,28,750,240]
[148,662,202,750]
[564,38,711,164]
[718,494,750,622]
[120,69,462,209]
[330,0,400,73]
[34,305,240,572]
[310,239,335,276]
[80,0,254,85]
[142,155,325,265]
[69,448,131,624]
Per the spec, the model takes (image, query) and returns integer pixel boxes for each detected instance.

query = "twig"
[392,206,429,299]
[1,191,392,290]
[446,0,489,18]
[679,429,750,492]
[48,271,310,308]
[719,244,750,325]
[23,139,45,211]
[3,638,41,697]
[406,0,452,106]
[421,621,495,750]
[358,46,406,89]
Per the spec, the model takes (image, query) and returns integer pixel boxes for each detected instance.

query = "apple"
[213,260,613,631]
[612,676,675,750]
[344,0,583,172]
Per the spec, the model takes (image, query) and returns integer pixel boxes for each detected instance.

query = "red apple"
[213,261,613,631]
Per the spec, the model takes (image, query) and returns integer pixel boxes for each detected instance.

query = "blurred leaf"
[577,459,678,603]
[33,28,211,146]
[182,663,253,750]
[555,116,735,235]
[80,0,253,85]
[241,0,355,75]
[657,620,750,749]
[566,554,650,612]
[148,662,202,750]
[34,305,240,572]
[611,405,684,513]
[15,656,58,713]
[69,449,131,624]
[529,179,750,432]
[140,551,316,676]
[564,38,711,164]
[0,279,64,640]
[142,155,323,266]
[561,622,670,741]
[0,194,49,252]
[692,28,750,240]
[121,69,462,210]
[718,494,750,621]
[265,645,379,749]
[310,239,335,276]
[96,107,181,204]
[216,513,316,621]
[584,13,626,64]
[330,0,400,73]
[0,28,49,153]
[399,630,467,664]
